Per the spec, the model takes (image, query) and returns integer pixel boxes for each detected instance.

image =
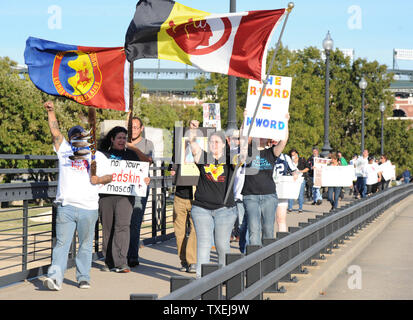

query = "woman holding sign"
[98,126,150,273]
[189,130,237,278]
[241,114,289,246]
[327,153,342,211]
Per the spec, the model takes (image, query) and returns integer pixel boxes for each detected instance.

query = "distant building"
[134,67,216,106]
[387,68,413,119]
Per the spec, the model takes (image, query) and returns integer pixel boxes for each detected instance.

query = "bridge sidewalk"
[0,196,351,300]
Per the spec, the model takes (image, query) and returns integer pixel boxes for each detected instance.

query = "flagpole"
[127,60,134,143]
[88,107,97,176]
[223,2,294,205]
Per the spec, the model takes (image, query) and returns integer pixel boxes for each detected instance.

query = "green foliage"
[193,45,413,173]
[1,47,412,176]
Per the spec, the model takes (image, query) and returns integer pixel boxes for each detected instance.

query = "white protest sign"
[98,159,149,197]
[242,75,292,140]
[203,103,221,130]
[321,166,356,187]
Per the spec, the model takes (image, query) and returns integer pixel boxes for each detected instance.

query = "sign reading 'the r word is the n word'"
[99,160,149,197]
[242,75,292,140]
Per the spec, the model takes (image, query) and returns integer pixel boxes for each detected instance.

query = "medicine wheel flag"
[24,37,130,112]
[125,0,286,81]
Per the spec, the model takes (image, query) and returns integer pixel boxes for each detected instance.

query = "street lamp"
[320,31,333,158]
[379,102,386,155]
[359,76,368,154]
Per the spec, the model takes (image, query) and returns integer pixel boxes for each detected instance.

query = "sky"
[1,0,413,70]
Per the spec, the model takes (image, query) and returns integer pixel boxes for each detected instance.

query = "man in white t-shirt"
[42,101,112,291]
[366,156,380,195]
[355,149,369,198]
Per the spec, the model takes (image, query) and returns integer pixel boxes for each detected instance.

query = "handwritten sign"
[99,159,149,197]
[242,75,292,140]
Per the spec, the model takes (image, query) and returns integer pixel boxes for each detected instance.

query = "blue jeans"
[128,193,149,261]
[236,201,249,254]
[191,205,237,278]
[288,180,306,211]
[356,177,367,198]
[243,193,278,246]
[47,204,98,287]
[312,187,322,202]
[328,187,341,209]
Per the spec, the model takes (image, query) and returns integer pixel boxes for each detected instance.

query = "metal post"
[22,200,28,271]
[201,264,222,300]
[227,0,237,130]
[381,110,384,155]
[321,49,332,157]
[245,245,262,300]
[361,89,365,154]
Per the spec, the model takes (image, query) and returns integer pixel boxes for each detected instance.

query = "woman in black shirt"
[189,131,237,278]
[98,126,149,273]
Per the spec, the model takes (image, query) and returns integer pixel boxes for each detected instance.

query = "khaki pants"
[173,195,197,265]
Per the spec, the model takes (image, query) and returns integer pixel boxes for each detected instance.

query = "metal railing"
[0,154,174,288]
[130,183,413,300]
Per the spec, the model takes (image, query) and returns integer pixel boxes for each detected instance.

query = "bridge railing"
[0,154,173,288]
[130,183,413,300]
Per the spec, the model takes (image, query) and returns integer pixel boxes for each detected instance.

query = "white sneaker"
[43,277,61,291]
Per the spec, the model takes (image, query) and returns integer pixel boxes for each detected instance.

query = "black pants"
[99,196,134,268]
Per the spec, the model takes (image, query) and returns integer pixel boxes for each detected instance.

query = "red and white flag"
[125,0,286,81]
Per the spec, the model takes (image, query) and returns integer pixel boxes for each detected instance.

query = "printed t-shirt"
[54,138,107,210]
[192,151,235,210]
[242,146,278,196]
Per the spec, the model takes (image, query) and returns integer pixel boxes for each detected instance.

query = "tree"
[193,45,413,174]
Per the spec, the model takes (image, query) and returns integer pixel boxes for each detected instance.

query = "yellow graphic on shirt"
[204,164,225,182]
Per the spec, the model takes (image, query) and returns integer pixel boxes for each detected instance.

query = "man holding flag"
[42,101,112,291]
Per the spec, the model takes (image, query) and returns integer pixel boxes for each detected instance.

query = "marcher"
[349,154,358,196]
[307,147,323,205]
[127,115,154,268]
[272,147,298,232]
[355,149,369,198]
[189,130,237,278]
[98,126,150,273]
[327,153,342,211]
[42,101,112,291]
[378,154,392,190]
[226,129,248,253]
[241,114,289,246]
[287,149,309,214]
[401,168,411,184]
[169,120,200,274]
[366,156,380,195]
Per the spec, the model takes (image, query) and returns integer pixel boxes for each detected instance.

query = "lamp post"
[359,76,368,154]
[227,0,237,130]
[320,31,333,158]
[379,102,386,155]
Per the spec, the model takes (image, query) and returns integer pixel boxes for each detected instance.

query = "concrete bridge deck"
[0,192,411,300]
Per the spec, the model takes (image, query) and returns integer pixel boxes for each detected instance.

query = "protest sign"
[242,75,292,140]
[98,159,149,197]
[313,157,331,187]
[203,103,221,130]
[321,166,356,187]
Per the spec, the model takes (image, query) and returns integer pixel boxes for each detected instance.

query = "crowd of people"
[41,100,405,290]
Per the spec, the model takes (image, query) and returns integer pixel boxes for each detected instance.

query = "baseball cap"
[67,125,85,140]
